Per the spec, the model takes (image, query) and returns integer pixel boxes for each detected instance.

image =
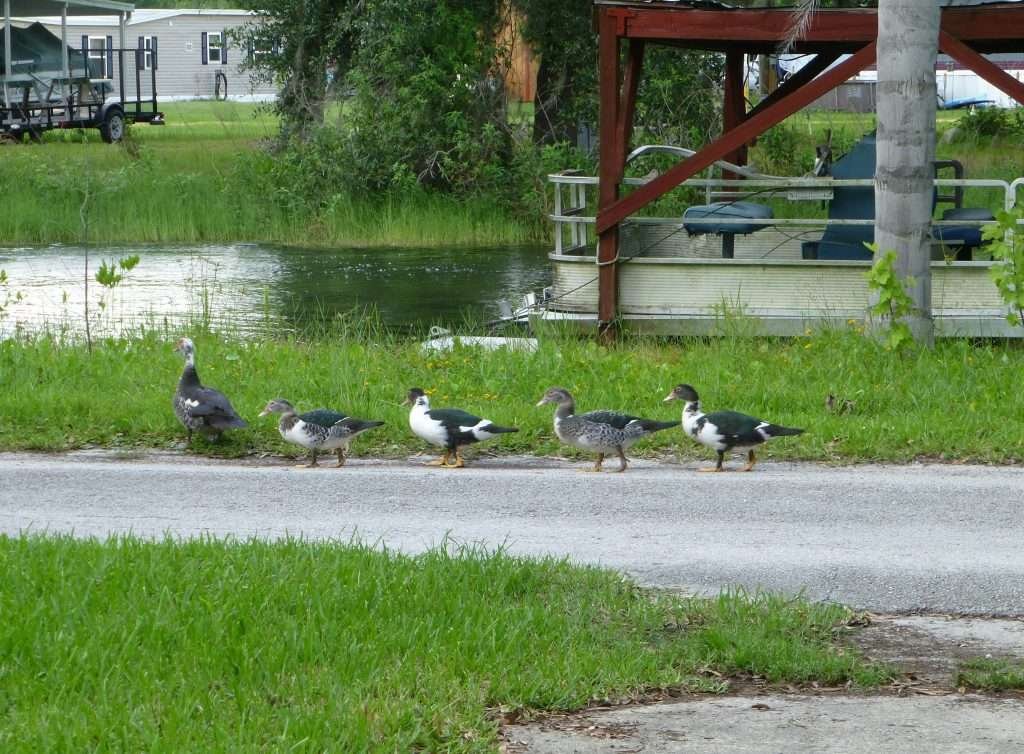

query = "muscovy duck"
[403,387,518,468]
[259,398,384,467]
[172,337,247,444]
[536,387,676,472]
[663,383,804,472]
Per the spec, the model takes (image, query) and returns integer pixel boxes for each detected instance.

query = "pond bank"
[1,330,1023,463]
[0,243,550,335]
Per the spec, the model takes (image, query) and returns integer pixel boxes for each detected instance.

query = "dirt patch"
[849,614,1024,689]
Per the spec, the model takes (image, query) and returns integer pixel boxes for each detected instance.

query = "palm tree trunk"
[873,0,940,346]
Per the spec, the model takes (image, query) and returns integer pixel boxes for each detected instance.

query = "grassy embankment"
[0,101,534,247]
[957,658,1024,691]
[0,535,888,751]
[2,325,1023,463]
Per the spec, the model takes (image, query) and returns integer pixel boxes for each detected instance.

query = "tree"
[512,0,596,145]
[873,0,940,346]
[233,0,361,140]
[788,0,937,346]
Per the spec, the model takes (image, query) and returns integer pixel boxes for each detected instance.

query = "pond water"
[0,243,552,336]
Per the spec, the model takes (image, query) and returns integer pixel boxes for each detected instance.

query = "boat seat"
[801,132,995,261]
[683,201,774,258]
[933,207,996,260]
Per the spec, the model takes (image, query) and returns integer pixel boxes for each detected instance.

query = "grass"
[956,658,1024,691]
[2,324,1024,463]
[6,100,1024,246]
[0,101,534,247]
[0,535,887,751]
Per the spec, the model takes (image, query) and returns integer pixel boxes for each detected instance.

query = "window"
[142,36,156,70]
[249,37,273,64]
[205,31,224,65]
[88,36,107,78]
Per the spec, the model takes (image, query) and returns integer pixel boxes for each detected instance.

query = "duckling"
[259,398,384,468]
[172,337,247,444]
[536,387,677,472]
[403,387,518,468]
[664,383,804,472]
[826,392,856,415]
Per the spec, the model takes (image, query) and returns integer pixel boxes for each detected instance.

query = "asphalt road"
[2,452,1022,615]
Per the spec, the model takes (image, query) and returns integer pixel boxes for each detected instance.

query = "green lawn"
[2,326,1024,464]
[0,101,534,248]
[0,535,888,752]
[956,658,1024,691]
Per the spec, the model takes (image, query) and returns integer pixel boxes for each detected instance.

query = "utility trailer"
[1,0,163,143]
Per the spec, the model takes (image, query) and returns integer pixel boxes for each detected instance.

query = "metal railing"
[549,172,1015,257]
[1,46,158,131]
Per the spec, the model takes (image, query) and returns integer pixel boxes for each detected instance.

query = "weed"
[865,245,917,352]
[982,210,1024,327]
[956,657,1024,691]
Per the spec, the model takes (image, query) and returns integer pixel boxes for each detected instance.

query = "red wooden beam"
[620,8,877,44]
[597,11,623,329]
[601,5,1024,47]
[940,8,1024,45]
[617,40,645,157]
[938,30,1024,108]
[746,52,840,120]
[596,41,877,235]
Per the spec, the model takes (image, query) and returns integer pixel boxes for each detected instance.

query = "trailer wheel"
[99,108,126,144]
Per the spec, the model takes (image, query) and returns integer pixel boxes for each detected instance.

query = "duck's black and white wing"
[188,386,248,429]
[429,408,517,443]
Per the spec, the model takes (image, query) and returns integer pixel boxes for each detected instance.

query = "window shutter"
[152,37,158,71]
[201,32,208,65]
[81,35,88,73]
[222,29,227,65]
[137,36,144,70]
[106,35,113,77]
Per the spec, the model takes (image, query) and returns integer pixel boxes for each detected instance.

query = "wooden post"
[723,50,747,173]
[597,11,624,335]
[3,0,12,110]
[617,40,645,156]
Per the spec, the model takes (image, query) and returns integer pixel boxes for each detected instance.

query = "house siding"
[39,13,277,101]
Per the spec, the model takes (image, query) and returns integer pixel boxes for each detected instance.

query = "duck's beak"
[400,397,411,407]
[663,392,677,403]
[258,408,270,417]
[535,397,549,407]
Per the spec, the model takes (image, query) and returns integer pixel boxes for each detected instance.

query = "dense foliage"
[231,0,726,220]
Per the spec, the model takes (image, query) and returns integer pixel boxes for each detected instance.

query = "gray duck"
[172,337,247,444]
[259,398,384,467]
[536,387,677,472]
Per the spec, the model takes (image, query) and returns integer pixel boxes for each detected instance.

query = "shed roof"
[592,1,1024,55]
[593,1,1024,6]
[6,0,133,16]
[15,8,259,26]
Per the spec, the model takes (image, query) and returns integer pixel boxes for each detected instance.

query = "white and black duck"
[403,387,518,468]
[172,337,247,444]
[663,384,804,472]
[259,399,384,468]
[536,387,677,472]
